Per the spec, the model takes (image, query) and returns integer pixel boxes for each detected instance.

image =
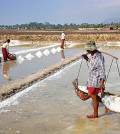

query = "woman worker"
[2,39,10,61]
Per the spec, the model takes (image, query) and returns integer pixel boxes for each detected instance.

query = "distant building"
[104,25,118,30]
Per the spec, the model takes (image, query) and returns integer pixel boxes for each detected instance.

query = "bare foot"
[105,106,109,114]
[87,113,98,119]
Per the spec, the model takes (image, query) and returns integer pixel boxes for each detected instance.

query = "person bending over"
[2,39,10,61]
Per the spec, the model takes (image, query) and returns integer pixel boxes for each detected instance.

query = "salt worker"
[2,39,10,61]
[73,40,108,118]
[60,31,65,49]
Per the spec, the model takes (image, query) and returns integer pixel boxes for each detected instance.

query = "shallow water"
[0,46,81,85]
[0,49,119,134]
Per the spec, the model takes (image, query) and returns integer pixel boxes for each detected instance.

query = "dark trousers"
[60,39,65,49]
[2,47,8,61]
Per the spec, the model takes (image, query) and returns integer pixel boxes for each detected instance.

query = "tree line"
[0,22,120,30]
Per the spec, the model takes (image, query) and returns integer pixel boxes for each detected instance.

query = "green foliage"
[0,22,120,30]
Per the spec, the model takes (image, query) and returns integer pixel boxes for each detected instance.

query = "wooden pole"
[100,51,118,60]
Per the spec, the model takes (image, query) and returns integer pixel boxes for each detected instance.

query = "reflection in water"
[60,49,65,61]
[2,60,16,80]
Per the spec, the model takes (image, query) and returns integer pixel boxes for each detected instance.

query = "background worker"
[2,39,10,61]
[60,31,65,49]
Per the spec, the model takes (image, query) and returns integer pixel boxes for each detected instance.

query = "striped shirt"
[87,51,106,88]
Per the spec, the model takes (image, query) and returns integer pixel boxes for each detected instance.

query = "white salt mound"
[102,95,120,113]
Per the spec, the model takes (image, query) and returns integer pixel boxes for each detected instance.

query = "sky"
[0,0,120,25]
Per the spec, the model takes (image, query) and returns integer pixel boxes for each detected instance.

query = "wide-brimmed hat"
[85,40,97,51]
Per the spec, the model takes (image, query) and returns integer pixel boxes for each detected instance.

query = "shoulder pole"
[100,51,118,60]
